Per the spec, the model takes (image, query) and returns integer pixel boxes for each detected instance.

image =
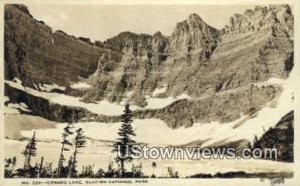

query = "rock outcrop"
[5,4,122,88]
[170,13,219,60]
[253,111,294,162]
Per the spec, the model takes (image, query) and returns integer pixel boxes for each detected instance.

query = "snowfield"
[5,78,190,115]
[227,69,295,144]
[18,68,295,147]
[5,69,296,177]
[8,66,295,147]
[21,119,245,146]
[255,77,284,86]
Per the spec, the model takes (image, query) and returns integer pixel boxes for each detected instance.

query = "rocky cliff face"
[253,111,294,162]
[5,4,122,88]
[4,4,294,128]
[170,13,219,60]
[134,84,282,128]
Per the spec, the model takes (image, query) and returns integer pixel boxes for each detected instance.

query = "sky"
[25,4,256,42]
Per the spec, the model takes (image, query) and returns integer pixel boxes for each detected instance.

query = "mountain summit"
[170,13,219,58]
[187,13,203,23]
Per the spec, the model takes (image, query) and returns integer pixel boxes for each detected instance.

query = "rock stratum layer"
[4,4,294,128]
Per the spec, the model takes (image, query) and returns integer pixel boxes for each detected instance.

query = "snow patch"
[5,102,31,114]
[13,77,22,85]
[51,97,125,116]
[5,78,191,115]
[145,94,190,109]
[120,91,134,103]
[5,106,20,114]
[39,83,66,92]
[70,82,91,89]
[152,86,167,97]
[8,102,31,112]
[255,77,284,87]
[4,96,9,102]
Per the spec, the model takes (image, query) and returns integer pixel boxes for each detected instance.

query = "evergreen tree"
[5,158,12,177]
[37,156,44,178]
[286,122,293,143]
[68,128,86,178]
[283,122,294,161]
[67,156,73,177]
[57,123,73,177]
[252,135,261,149]
[12,156,16,172]
[151,162,157,177]
[5,158,12,170]
[112,103,136,176]
[22,131,37,170]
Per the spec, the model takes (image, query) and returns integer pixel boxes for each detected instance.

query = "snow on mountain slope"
[152,85,167,97]
[5,79,125,115]
[19,67,294,147]
[224,67,295,145]
[144,94,190,109]
[70,82,91,89]
[4,96,31,114]
[39,83,65,92]
[20,119,238,146]
[5,78,191,115]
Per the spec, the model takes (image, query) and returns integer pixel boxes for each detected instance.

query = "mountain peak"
[222,4,293,37]
[188,13,203,23]
[153,31,162,37]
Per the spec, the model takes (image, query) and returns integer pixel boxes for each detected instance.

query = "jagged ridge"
[4,4,294,127]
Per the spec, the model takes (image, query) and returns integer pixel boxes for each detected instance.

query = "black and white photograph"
[1,0,299,185]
